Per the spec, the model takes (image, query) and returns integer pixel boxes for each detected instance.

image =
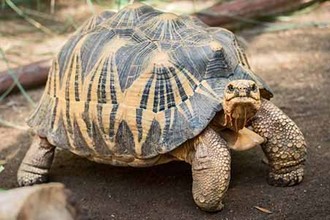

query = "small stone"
[288,143,293,147]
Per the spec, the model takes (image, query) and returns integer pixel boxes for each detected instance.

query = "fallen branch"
[195,0,321,28]
[0,183,86,220]
[0,48,37,106]
[0,59,50,96]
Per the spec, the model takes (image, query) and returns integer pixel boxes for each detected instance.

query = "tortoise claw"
[17,170,49,186]
[267,167,304,187]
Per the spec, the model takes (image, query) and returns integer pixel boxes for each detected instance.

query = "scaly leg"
[251,100,307,186]
[191,127,231,212]
[17,136,55,186]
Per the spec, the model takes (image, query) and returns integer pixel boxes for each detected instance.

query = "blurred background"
[0,0,329,219]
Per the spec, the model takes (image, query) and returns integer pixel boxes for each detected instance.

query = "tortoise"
[17,3,307,212]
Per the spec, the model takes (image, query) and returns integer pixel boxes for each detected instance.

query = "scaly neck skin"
[212,110,252,132]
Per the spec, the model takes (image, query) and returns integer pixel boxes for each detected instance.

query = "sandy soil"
[0,2,330,220]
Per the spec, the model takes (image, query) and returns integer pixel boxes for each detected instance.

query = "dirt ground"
[1,2,330,220]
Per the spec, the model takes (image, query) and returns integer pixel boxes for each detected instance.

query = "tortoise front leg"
[191,127,231,212]
[17,136,55,186]
[251,99,307,186]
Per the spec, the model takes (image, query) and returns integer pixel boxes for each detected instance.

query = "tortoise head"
[222,80,261,131]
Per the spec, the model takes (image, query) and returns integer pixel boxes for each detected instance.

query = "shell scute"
[77,10,116,34]
[79,30,117,77]
[138,14,188,41]
[115,40,157,91]
[104,3,161,28]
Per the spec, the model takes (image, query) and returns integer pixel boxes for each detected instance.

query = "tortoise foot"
[267,167,304,187]
[17,167,49,186]
[197,200,224,212]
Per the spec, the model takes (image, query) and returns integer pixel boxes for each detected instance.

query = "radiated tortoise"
[18,3,307,212]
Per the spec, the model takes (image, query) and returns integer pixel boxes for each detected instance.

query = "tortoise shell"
[27,3,273,160]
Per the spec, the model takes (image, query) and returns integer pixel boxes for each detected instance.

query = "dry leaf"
[254,206,272,214]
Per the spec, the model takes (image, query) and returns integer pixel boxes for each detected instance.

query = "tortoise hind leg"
[251,99,307,186]
[17,136,55,186]
[191,127,231,211]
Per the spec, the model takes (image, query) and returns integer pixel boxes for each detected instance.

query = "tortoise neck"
[211,110,253,132]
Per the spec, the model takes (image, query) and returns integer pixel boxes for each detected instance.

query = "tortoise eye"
[227,84,234,92]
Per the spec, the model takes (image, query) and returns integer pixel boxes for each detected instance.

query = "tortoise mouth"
[223,98,261,131]
[225,96,259,102]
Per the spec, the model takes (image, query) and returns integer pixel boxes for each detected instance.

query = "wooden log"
[0,59,50,95]
[196,0,320,28]
[0,183,86,220]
